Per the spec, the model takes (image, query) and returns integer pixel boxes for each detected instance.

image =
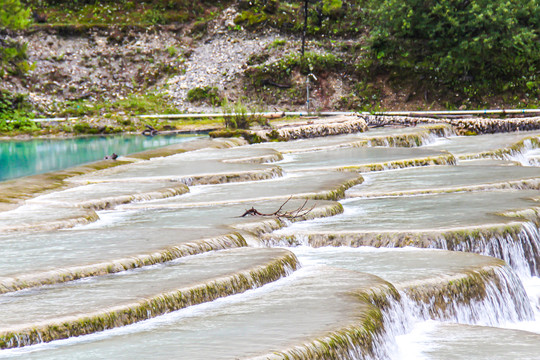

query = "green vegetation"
[209,128,263,144]
[206,99,271,143]
[23,0,233,28]
[0,113,40,133]
[236,0,540,110]
[71,122,119,134]
[246,50,343,87]
[268,38,287,49]
[0,0,37,134]
[186,86,222,105]
[368,0,540,98]
[234,0,363,37]
[221,99,267,130]
[0,0,537,132]
[0,0,32,76]
[59,93,178,118]
[244,49,348,110]
[250,52,343,82]
[0,90,39,134]
[338,81,381,112]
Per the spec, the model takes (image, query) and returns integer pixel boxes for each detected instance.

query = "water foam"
[505,139,538,166]
[369,265,535,359]
[436,222,540,278]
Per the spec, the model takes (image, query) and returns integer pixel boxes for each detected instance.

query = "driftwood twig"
[240,196,315,219]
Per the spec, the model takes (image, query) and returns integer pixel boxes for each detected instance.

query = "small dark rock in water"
[142,125,158,136]
[104,153,118,160]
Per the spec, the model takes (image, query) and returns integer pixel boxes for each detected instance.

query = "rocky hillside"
[1,0,539,121]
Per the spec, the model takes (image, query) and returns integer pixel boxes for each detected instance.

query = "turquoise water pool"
[0,134,203,181]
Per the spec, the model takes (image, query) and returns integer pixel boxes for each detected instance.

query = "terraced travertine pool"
[0,121,539,359]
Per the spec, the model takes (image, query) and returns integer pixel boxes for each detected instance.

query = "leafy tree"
[0,0,31,77]
[368,0,540,90]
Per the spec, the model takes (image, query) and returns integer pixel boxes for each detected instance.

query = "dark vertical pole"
[301,0,308,57]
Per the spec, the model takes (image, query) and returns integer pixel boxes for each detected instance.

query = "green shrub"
[221,99,267,130]
[338,81,381,112]
[247,53,270,66]
[0,90,38,133]
[234,10,268,27]
[0,111,39,133]
[0,0,31,77]
[222,99,250,129]
[209,128,263,144]
[72,123,119,134]
[59,93,178,117]
[73,122,97,134]
[143,9,165,25]
[0,90,25,114]
[368,0,540,91]
[299,51,342,74]
[248,51,343,84]
[235,0,363,36]
[268,39,287,49]
[186,86,222,105]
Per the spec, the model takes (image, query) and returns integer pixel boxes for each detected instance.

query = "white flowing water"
[394,322,540,360]
[1,125,539,359]
[0,266,392,359]
[276,147,448,172]
[0,248,293,328]
[422,130,540,156]
[346,160,540,197]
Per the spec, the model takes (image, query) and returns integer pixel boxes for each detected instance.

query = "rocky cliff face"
[0,5,364,117]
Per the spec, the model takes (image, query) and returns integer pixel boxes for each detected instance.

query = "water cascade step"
[0,136,243,213]
[0,199,340,292]
[1,246,532,359]
[250,124,453,153]
[121,171,362,209]
[1,123,540,358]
[67,147,285,185]
[0,205,98,233]
[0,267,398,359]
[26,181,190,210]
[422,130,540,158]
[291,246,534,326]
[276,147,455,173]
[0,248,298,349]
[346,160,540,198]
[268,190,540,277]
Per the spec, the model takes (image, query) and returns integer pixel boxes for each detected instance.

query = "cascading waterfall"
[435,222,540,278]
[427,266,534,325]
[367,296,418,360]
[417,132,444,147]
[369,265,535,359]
[505,139,537,166]
[365,126,455,148]
[1,122,539,359]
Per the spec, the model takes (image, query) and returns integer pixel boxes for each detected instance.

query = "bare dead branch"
[273,196,293,216]
[239,197,315,220]
[291,198,309,218]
